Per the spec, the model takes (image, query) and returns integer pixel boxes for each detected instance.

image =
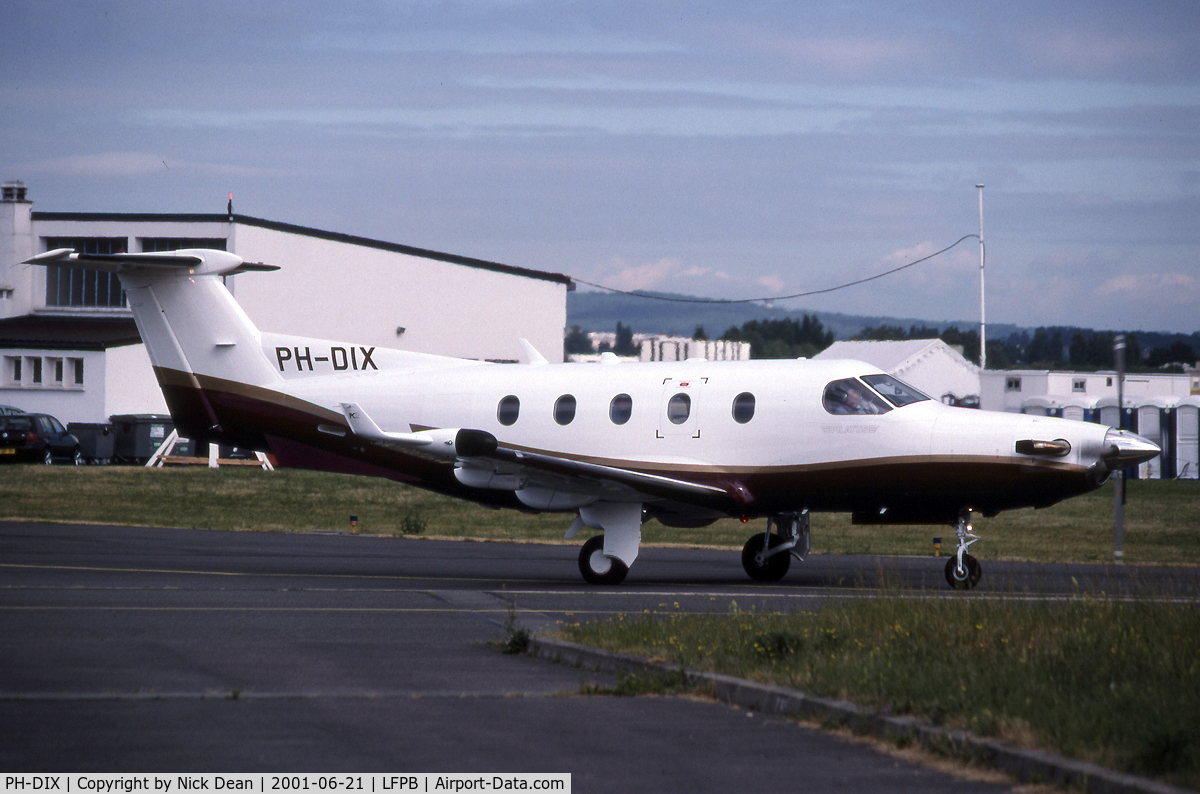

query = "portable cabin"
[1175,396,1200,480]
[1061,395,1100,423]
[1133,396,1177,480]
[1021,396,1063,417]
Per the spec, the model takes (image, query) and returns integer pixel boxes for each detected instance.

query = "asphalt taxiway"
[2,521,1195,790]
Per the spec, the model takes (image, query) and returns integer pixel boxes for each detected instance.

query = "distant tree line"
[852,324,1197,372]
[563,322,638,358]
[719,315,835,359]
[567,317,1196,371]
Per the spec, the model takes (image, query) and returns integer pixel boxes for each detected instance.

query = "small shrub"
[400,510,426,535]
[752,630,804,660]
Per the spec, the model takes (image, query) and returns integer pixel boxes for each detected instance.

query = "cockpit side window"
[822,378,891,415]
[861,374,930,407]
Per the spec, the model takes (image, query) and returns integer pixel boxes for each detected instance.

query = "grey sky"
[4,0,1198,333]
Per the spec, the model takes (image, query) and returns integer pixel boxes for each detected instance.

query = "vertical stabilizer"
[23,249,282,442]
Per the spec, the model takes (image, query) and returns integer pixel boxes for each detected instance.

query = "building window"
[609,394,632,425]
[1006,377,1022,392]
[140,238,227,252]
[1073,379,1086,393]
[3,355,84,390]
[43,237,128,308]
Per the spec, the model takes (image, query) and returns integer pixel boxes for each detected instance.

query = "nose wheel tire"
[579,535,629,585]
[945,553,982,589]
[741,533,792,582]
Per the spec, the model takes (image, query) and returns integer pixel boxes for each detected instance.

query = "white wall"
[104,343,168,417]
[231,225,568,362]
[981,369,1194,413]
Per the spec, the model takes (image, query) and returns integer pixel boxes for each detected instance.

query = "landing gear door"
[658,377,706,439]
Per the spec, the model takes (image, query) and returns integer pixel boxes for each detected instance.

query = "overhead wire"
[570,234,981,305]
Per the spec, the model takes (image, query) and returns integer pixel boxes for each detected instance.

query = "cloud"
[1096,272,1199,300]
[30,152,170,178]
[754,274,788,293]
[1022,26,1191,79]
[590,256,685,292]
[25,152,285,179]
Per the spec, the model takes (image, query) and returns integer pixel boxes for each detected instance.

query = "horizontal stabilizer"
[23,248,277,277]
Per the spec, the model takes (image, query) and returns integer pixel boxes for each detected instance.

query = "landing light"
[1015,438,1072,457]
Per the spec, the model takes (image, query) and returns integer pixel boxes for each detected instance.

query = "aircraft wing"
[338,404,737,510]
[484,443,735,506]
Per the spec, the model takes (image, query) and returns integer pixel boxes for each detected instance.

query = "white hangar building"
[1,181,573,425]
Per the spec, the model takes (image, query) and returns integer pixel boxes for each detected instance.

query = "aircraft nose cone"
[1101,428,1161,469]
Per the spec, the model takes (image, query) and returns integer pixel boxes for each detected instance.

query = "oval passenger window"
[496,395,520,426]
[667,393,691,425]
[609,393,633,425]
[732,392,755,423]
[554,395,577,425]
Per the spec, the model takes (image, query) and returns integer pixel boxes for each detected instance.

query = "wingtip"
[22,248,74,265]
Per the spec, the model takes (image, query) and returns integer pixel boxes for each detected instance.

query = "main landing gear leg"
[571,502,643,585]
[741,511,809,582]
[944,509,982,590]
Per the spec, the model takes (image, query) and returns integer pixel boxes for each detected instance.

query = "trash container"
[109,414,175,463]
[68,422,115,464]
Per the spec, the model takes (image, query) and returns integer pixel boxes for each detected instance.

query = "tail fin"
[24,248,283,444]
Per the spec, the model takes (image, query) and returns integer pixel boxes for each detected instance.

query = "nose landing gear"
[945,509,982,589]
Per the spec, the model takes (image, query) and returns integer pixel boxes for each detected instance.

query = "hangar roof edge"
[30,212,575,289]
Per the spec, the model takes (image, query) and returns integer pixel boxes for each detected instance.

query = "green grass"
[562,597,1200,789]
[0,465,1197,564]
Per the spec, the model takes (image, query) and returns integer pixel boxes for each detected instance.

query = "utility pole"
[976,184,986,370]
[1114,334,1126,562]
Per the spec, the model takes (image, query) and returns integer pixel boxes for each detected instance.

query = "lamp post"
[1114,334,1125,562]
[976,184,986,370]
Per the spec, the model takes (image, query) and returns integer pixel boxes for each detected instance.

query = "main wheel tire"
[741,533,792,581]
[945,553,982,589]
[579,535,629,585]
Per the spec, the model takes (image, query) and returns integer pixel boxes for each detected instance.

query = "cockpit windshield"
[822,378,892,415]
[822,374,930,415]
[861,374,930,407]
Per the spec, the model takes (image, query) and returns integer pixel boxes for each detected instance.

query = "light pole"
[976,184,986,370]
[1114,334,1126,562]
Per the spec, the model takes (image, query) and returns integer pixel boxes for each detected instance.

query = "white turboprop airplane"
[26,248,1160,589]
